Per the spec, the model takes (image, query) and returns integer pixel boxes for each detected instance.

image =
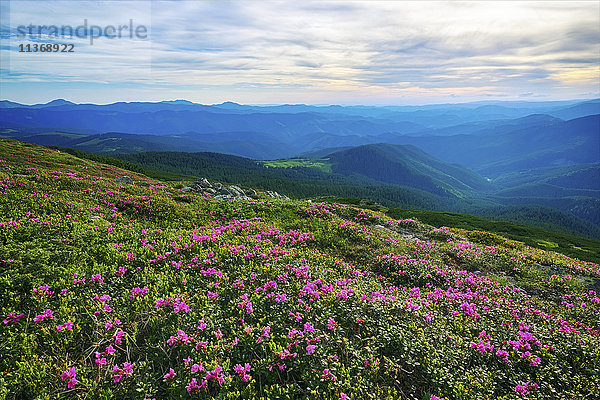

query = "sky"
[0,0,598,105]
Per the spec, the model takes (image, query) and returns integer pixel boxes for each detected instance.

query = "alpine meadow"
[1,1,599,400]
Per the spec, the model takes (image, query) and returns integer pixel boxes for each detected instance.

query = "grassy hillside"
[1,138,599,400]
[386,208,600,263]
[113,150,600,239]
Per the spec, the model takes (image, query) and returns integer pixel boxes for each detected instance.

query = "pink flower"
[122,362,133,375]
[515,381,539,397]
[234,364,245,374]
[191,363,204,373]
[56,320,73,332]
[113,329,125,344]
[186,378,200,393]
[33,308,54,323]
[60,367,78,388]
[67,377,78,389]
[530,357,541,366]
[322,368,336,381]
[163,368,177,380]
[2,312,25,326]
[327,317,337,330]
[306,344,316,354]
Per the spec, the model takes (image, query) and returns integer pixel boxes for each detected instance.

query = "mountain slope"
[327,143,493,197]
[1,138,599,400]
[395,115,600,176]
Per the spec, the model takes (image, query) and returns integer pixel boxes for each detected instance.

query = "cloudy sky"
[0,0,598,104]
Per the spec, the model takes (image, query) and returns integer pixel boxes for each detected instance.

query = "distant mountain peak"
[215,101,247,109]
[43,99,76,106]
[161,99,194,105]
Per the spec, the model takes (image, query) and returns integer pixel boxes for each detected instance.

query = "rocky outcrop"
[266,190,290,200]
[181,179,289,201]
[115,176,134,185]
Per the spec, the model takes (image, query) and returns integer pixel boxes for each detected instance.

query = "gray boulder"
[266,190,290,200]
[115,176,134,185]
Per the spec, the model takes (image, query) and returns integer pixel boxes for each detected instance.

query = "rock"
[194,178,212,188]
[213,182,223,190]
[138,181,151,187]
[244,188,257,197]
[115,176,134,185]
[88,215,103,221]
[181,186,192,192]
[266,190,290,200]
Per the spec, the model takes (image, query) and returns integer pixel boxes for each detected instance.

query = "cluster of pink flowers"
[56,320,74,332]
[129,286,148,300]
[95,344,116,365]
[514,381,539,397]
[2,312,24,326]
[322,368,336,381]
[167,329,191,346]
[112,362,134,383]
[33,308,54,323]
[33,285,54,296]
[470,330,494,354]
[233,363,251,381]
[60,367,78,389]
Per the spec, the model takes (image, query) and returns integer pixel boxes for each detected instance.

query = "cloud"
[0,0,598,104]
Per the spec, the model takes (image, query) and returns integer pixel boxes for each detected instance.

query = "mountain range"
[1,98,598,236]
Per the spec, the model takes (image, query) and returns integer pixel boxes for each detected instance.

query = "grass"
[0,138,599,399]
[260,158,333,173]
[386,208,600,263]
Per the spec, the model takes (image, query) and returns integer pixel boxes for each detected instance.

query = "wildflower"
[322,368,336,381]
[496,349,510,363]
[306,344,316,354]
[60,367,78,389]
[191,363,204,373]
[515,381,539,397]
[56,320,74,332]
[530,357,541,366]
[163,368,177,380]
[112,329,125,344]
[303,322,315,333]
[33,309,54,323]
[186,378,200,393]
[129,286,148,300]
[234,363,252,381]
[2,312,24,326]
[327,317,337,330]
